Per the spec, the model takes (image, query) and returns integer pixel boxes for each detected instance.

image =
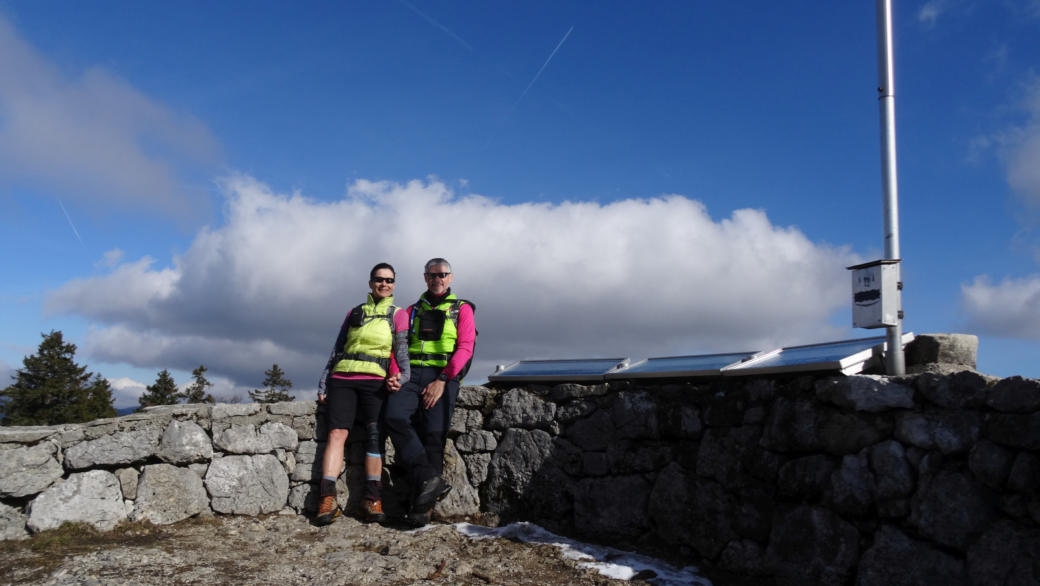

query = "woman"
[316,263,410,525]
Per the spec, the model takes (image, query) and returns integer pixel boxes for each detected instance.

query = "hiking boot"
[361,499,386,524]
[316,495,341,526]
[405,508,432,528]
[412,476,452,509]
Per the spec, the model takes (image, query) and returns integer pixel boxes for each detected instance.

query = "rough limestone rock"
[760,399,825,452]
[983,412,1040,450]
[484,429,560,516]
[647,463,739,558]
[63,427,163,469]
[554,400,597,424]
[292,441,325,482]
[287,483,318,513]
[454,430,497,453]
[28,470,127,532]
[486,389,556,430]
[114,468,139,500]
[456,385,495,410]
[0,441,64,498]
[905,334,978,369]
[917,372,988,408]
[987,376,1040,414]
[968,440,1015,490]
[433,440,480,519]
[260,421,299,451]
[462,453,491,487]
[158,420,213,464]
[894,410,981,455]
[763,505,860,586]
[268,401,317,416]
[855,524,969,586]
[205,455,290,515]
[550,383,608,402]
[566,410,615,451]
[778,455,838,498]
[815,375,915,412]
[132,463,208,525]
[213,422,298,455]
[0,425,67,444]
[870,440,914,501]
[829,452,875,517]
[573,475,649,537]
[966,520,1040,586]
[697,425,772,492]
[612,392,660,440]
[660,402,703,439]
[1007,452,1040,494]
[910,469,996,551]
[719,539,766,576]
[449,409,483,435]
[0,502,28,541]
[212,403,263,419]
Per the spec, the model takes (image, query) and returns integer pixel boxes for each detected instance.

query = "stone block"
[268,401,317,416]
[612,391,660,440]
[719,539,766,576]
[64,427,163,469]
[292,416,316,440]
[778,454,838,498]
[114,467,139,500]
[0,441,64,498]
[455,430,497,453]
[550,437,584,476]
[917,372,988,408]
[486,389,556,430]
[697,426,769,491]
[484,428,553,514]
[910,470,996,551]
[987,376,1040,414]
[287,483,318,513]
[28,470,127,532]
[457,385,495,410]
[968,440,1015,490]
[449,409,483,435]
[0,502,27,541]
[819,411,890,456]
[1007,452,1040,494]
[828,452,875,517]
[213,421,298,454]
[189,463,209,479]
[566,410,614,451]
[760,399,825,452]
[702,395,746,428]
[573,475,649,537]
[212,403,263,419]
[647,463,739,558]
[983,412,1040,450]
[205,454,289,515]
[462,453,491,487]
[966,520,1040,586]
[583,452,609,476]
[433,440,480,519]
[132,463,208,525]
[855,524,968,586]
[0,426,65,444]
[157,420,213,464]
[555,400,597,424]
[762,505,860,586]
[904,334,978,368]
[550,383,608,402]
[815,375,915,412]
[870,440,914,501]
[894,410,981,455]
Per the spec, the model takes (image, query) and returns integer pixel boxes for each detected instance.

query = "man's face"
[424,264,453,295]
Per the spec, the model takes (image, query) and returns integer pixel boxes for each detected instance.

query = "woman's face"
[369,268,396,300]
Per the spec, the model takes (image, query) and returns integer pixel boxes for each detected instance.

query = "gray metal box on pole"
[848,259,901,329]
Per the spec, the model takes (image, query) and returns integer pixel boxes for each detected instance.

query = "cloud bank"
[47,175,856,389]
[0,16,221,214]
[962,275,1040,339]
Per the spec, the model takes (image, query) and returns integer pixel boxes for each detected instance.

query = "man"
[383,258,476,527]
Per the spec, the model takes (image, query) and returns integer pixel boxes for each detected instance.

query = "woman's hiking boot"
[361,499,386,524]
[316,495,341,526]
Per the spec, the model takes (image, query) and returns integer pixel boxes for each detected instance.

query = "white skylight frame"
[721,332,915,377]
[603,351,766,379]
[487,358,631,383]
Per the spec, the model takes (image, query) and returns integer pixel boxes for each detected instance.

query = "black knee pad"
[365,422,383,457]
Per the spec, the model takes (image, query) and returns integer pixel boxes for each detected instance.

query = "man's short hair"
[424,258,452,273]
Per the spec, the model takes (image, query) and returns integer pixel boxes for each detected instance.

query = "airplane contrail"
[397,0,474,51]
[57,197,88,254]
[501,25,574,124]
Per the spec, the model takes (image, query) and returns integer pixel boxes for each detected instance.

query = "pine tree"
[138,369,179,410]
[0,331,116,426]
[177,365,215,404]
[249,364,293,403]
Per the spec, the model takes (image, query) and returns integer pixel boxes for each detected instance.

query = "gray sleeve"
[393,329,410,382]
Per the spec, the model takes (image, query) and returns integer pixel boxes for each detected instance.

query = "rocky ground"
[0,513,681,586]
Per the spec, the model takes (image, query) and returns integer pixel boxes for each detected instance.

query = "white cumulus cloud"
[46,175,857,389]
[0,16,221,214]
[961,274,1040,339]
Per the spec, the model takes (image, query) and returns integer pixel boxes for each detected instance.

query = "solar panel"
[723,333,914,376]
[488,358,630,382]
[605,351,762,379]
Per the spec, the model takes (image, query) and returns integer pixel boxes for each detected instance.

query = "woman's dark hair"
[370,263,396,279]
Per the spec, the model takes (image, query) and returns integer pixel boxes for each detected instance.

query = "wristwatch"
[437,372,449,382]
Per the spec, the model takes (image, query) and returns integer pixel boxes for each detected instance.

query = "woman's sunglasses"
[371,277,395,284]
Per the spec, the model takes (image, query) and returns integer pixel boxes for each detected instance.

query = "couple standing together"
[315,258,475,528]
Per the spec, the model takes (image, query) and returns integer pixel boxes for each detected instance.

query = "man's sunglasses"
[425,272,451,279]
[371,277,395,284]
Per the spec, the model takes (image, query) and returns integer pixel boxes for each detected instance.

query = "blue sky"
[1,1,1039,407]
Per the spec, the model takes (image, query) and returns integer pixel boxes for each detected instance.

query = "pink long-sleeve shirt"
[403,300,475,380]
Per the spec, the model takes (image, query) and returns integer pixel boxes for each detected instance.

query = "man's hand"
[317,392,327,405]
[386,373,402,392]
[421,379,446,409]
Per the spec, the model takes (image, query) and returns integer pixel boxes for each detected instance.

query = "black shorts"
[325,378,386,431]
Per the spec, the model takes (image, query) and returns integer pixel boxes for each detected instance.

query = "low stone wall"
[2,371,1039,585]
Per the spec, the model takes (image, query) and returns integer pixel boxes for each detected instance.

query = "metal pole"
[876,0,905,375]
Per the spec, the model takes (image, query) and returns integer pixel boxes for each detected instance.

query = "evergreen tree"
[249,364,293,403]
[137,369,179,410]
[177,365,215,404]
[0,331,116,426]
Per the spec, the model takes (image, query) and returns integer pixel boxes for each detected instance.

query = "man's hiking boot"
[412,476,452,509]
[316,495,341,526]
[405,508,432,528]
[361,499,386,524]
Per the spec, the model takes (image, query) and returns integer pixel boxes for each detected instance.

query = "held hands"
[317,392,327,405]
[386,372,402,393]
[422,379,446,409]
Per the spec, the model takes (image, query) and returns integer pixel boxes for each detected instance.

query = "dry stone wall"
[1,367,1038,585]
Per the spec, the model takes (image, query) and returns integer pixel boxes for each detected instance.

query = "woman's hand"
[317,392,327,405]
[386,373,402,392]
